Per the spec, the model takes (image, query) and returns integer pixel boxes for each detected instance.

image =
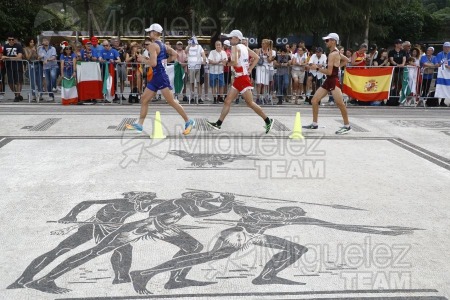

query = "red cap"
[82,39,91,46]
[91,36,99,45]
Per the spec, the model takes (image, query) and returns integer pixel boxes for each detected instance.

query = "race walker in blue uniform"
[127,23,195,135]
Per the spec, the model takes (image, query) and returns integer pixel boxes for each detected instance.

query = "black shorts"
[5,62,24,84]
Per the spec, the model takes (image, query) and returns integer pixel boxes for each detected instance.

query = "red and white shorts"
[232,75,253,94]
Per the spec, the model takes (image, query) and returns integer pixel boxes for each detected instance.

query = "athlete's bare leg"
[138,88,157,125]
[161,87,189,122]
[331,87,349,125]
[242,89,268,119]
[218,87,239,121]
[311,87,328,123]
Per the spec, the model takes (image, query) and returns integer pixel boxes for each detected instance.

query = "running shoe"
[302,123,318,129]
[183,119,195,135]
[335,126,352,135]
[125,123,143,133]
[265,118,274,134]
[206,121,221,130]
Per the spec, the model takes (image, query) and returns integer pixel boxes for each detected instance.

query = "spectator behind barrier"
[419,46,435,99]
[255,39,276,105]
[112,38,127,101]
[90,36,104,61]
[374,48,389,66]
[290,47,307,103]
[306,47,327,101]
[60,46,76,79]
[351,43,367,66]
[23,37,43,101]
[175,41,188,102]
[388,39,407,102]
[367,44,378,66]
[432,41,450,107]
[274,47,291,105]
[2,33,24,102]
[223,40,232,91]
[38,37,57,102]
[80,39,93,62]
[208,40,227,104]
[186,36,206,103]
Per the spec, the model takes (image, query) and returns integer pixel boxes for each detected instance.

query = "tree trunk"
[210,20,221,49]
[84,0,93,37]
[364,7,371,45]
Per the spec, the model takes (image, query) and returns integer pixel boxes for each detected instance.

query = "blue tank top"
[153,40,167,75]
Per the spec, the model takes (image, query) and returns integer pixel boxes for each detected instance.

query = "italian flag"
[76,62,103,101]
[61,77,78,105]
[103,62,115,101]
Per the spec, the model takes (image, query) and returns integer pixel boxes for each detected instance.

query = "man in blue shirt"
[38,38,58,101]
[432,41,450,107]
[90,36,104,61]
[98,40,120,103]
[98,40,120,63]
[419,46,435,98]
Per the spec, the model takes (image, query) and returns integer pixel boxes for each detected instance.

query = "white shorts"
[291,69,305,82]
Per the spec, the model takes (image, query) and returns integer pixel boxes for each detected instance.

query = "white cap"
[444,42,450,47]
[225,30,244,40]
[322,33,339,44]
[145,23,163,33]
[223,40,231,46]
[427,46,434,52]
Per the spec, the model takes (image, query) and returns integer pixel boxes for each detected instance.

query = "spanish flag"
[343,67,394,101]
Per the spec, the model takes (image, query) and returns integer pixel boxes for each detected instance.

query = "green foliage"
[0,1,65,40]
[433,7,450,21]
[1,0,447,47]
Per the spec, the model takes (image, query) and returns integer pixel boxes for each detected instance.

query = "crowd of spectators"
[0,32,449,107]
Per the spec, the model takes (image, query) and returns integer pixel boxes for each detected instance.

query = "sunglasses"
[8,38,14,41]
[144,43,151,46]
[325,39,329,43]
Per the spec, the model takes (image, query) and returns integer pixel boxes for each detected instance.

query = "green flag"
[399,67,411,104]
[174,61,185,94]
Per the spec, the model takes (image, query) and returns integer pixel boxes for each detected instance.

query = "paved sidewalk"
[0,105,449,300]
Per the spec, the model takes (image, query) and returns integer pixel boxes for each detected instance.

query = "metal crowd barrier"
[1,59,64,103]
[343,65,441,107]
[1,59,444,108]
